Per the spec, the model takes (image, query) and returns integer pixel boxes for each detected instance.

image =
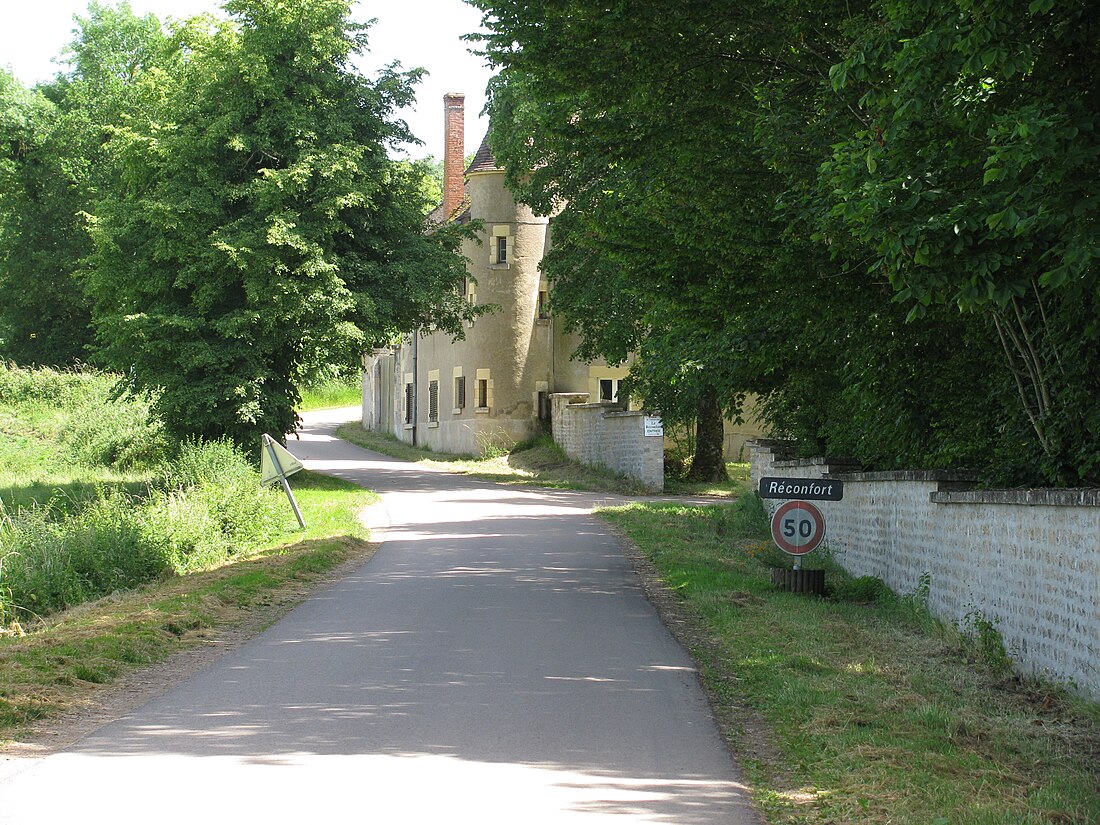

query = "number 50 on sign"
[770,500,826,556]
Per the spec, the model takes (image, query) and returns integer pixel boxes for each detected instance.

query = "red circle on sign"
[770,500,826,556]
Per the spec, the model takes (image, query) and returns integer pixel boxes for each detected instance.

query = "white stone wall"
[749,440,1100,698]
[552,394,664,492]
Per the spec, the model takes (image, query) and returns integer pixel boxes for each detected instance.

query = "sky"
[0,0,495,160]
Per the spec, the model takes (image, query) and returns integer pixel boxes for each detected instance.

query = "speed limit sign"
[770,500,826,556]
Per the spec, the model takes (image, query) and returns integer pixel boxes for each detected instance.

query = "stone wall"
[750,440,1100,697]
[552,393,664,492]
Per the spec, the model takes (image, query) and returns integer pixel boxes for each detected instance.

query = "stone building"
[360,93,629,455]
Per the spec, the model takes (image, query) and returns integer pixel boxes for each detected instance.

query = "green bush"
[149,439,287,573]
[0,362,90,404]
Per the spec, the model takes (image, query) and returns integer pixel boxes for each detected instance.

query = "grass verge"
[298,379,361,411]
[0,470,378,740]
[600,498,1100,825]
[336,423,749,497]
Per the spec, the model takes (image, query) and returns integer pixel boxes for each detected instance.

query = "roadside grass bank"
[336,423,748,497]
[0,470,377,739]
[600,498,1100,825]
[298,378,361,412]
[0,364,299,624]
[0,363,379,739]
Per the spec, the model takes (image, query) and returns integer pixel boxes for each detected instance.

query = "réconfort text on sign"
[758,476,845,501]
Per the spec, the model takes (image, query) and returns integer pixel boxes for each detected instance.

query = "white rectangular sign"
[644,416,664,437]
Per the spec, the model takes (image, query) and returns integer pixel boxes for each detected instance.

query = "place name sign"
[758,476,844,501]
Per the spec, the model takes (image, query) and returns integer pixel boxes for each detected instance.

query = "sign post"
[760,476,841,572]
[261,434,305,529]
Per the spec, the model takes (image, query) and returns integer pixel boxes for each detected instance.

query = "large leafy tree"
[471,1,805,480]
[0,70,88,366]
[0,3,173,366]
[819,0,1099,483]
[84,0,475,444]
[472,0,1097,485]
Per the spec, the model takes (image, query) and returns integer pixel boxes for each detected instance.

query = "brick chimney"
[442,93,465,219]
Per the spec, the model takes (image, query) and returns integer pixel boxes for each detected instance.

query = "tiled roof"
[466,132,501,174]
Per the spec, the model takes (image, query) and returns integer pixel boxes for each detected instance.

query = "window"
[600,379,617,402]
[537,288,550,319]
[428,379,439,423]
[403,381,414,424]
[454,375,466,409]
[475,368,491,411]
[490,226,512,266]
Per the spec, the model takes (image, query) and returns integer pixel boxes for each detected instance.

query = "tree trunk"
[687,384,728,482]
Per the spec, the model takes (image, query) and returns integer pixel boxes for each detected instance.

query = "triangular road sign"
[260,434,304,484]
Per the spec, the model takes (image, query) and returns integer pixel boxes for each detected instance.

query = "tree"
[470,1,803,480]
[819,0,1099,482]
[0,3,169,367]
[472,0,1098,486]
[0,71,98,366]
[84,0,476,445]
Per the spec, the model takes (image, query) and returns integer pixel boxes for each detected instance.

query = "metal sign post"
[760,476,842,587]
[261,434,305,529]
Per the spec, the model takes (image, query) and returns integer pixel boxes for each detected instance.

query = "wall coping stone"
[603,410,646,419]
[774,457,862,470]
[823,469,979,483]
[568,401,622,411]
[931,488,1100,507]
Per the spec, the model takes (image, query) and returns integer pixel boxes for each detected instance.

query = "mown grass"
[599,498,1100,825]
[336,424,749,497]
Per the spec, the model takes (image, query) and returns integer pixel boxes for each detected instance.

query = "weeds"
[964,608,1014,673]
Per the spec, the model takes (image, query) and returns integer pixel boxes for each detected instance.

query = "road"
[0,409,759,824]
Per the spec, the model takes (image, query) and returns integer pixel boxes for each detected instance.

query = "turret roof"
[466,132,501,174]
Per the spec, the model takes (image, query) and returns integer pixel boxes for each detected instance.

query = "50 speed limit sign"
[770,500,826,556]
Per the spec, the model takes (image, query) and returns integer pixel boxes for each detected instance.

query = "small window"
[454,375,465,409]
[496,235,508,264]
[537,289,550,319]
[428,379,439,423]
[404,382,415,424]
[600,379,617,402]
[477,378,489,409]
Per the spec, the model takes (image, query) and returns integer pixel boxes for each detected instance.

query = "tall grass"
[0,364,289,625]
[298,377,361,411]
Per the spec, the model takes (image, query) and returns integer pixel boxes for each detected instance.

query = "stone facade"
[361,95,621,456]
[361,93,764,462]
[552,393,664,492]
[749,440,1100,697]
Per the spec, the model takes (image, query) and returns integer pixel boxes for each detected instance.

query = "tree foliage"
[471,0,1098,486]
[0,0,475,446]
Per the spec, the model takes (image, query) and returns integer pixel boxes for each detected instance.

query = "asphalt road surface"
[0,409,760,824]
